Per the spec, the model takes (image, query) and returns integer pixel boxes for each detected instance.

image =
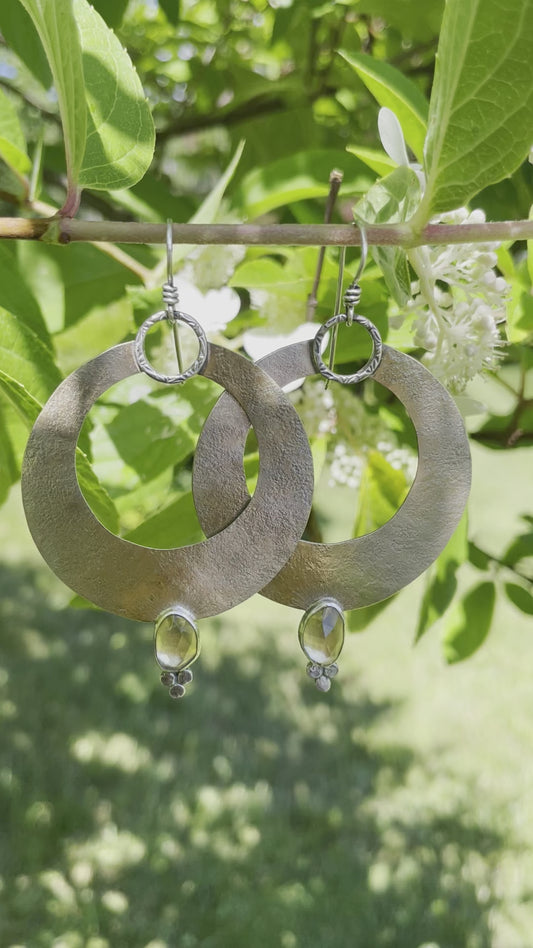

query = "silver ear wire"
[163,219,184,374]
[326,222,368,385]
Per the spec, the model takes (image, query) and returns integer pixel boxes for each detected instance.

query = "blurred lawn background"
[0,436,532,948]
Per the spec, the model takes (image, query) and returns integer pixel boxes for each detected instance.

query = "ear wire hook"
[325,222,368,388]
[162,219,184,375]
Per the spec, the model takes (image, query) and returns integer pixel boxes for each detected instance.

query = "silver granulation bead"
[316,675,332,693]
[169,682,186,699]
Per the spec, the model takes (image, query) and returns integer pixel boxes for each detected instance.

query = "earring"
[21,226,314,699]
[193,231,471,693]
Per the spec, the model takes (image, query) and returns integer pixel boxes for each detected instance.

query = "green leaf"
[503,523,533,580]
[0,0,52,88]
[0,366,42,427]
[235,150,373,218]
[0,87,30,198]
[191,140,245,225]
[75,450,119,533]
[0,365,117,531]
[0,244,49,343]
[415,0,533,223]
[54,298,134,375]
[442,581,496,663]
[0,308,61,404]
[105,378,219,485]
[415,512,468,642]
[505,582,533,616]
[19,242,142,334]
[340,50,428,162]
[347,596,396,633]
[159,0,181,26]
[354,450,409,537]
[355,166,420,305]
[75,0,155,191]
[89,0,129,28]
[17,0,87,195]
[0,399,19,504]
[162,142,245,274]
[125,491,203,549]
[527,204,533,285]
[345,146,395,177]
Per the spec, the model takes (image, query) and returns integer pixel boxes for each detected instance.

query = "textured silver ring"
[312,313,383,385]
[134,309,208,384]
[193,339,471,612]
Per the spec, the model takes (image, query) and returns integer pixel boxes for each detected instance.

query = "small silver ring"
[312,313,383,385]
[134,310,208,384]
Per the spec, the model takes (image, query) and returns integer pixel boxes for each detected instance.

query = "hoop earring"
[193,236,471,693]
[21,227,314,699]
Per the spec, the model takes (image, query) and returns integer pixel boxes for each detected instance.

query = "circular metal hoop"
[312,313,383,385]
[21,343,314,621]
[193,340,471,611]
[134,309,208,384]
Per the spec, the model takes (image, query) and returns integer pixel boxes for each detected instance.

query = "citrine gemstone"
[298,599,344,666]
[154,609,199,672]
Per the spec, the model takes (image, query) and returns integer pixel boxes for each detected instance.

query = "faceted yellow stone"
[154,610,199,671]
[298,600,344,666]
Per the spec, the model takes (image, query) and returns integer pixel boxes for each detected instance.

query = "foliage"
[0,0,531,669]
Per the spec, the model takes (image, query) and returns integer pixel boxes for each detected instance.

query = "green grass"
[1,439,533,948]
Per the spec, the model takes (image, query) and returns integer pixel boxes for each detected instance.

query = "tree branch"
[2,217,533,246]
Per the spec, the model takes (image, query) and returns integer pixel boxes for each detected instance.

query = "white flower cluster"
[329,443,364,490]
[377,109,509,392]
[405,208,508,391]
[292,378,336,436]
[294,379,417,489]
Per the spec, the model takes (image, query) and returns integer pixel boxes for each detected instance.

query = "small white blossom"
[292,378,336,436]
[378,107,425,186]
[406,208,508,390]
[377,109,508,392]
[294,377,417,488]
[174,278,241,335]
[329,443,364,489]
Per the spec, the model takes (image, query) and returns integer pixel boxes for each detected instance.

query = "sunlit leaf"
[0,245,49,343]
[17,0,86,194]
[75,0,155,190]
[0,308,61,404]
[125,491,203,549]
[354,450,409,538]
[105,378,219,485]
[0,87,30,199]
[0,365,118,531]
[415,513,468,642]
[415,0,533,222]
[236,149,373,218]
[0,399,19,504]
[442,582,496,663]
[340,51,428,161]
[346,146,395,177]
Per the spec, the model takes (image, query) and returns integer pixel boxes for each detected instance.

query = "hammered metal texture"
[193,340,471,611]
[21,343,314,621]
